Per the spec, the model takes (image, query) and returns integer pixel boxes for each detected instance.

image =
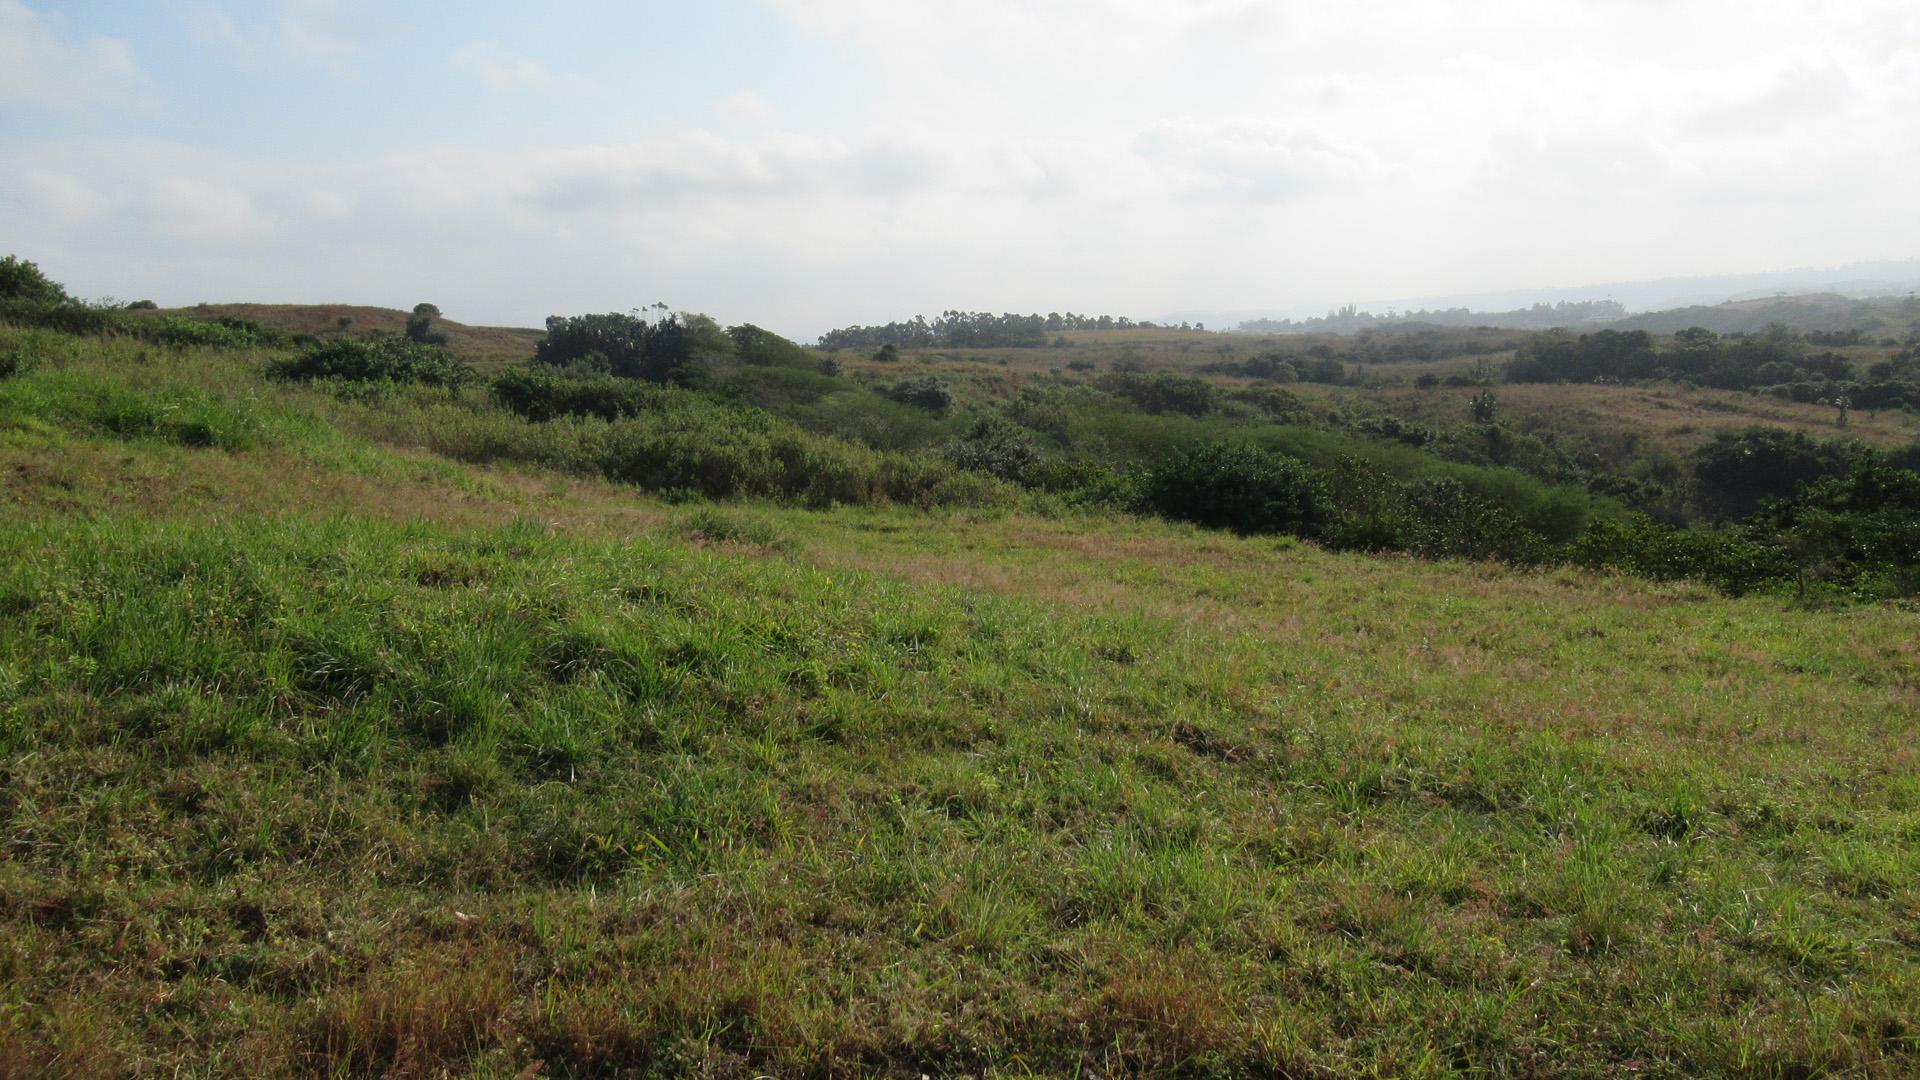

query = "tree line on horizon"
[816,310,1201,351]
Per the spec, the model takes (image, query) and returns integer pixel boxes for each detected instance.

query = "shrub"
[491,367,670,421]
[0,255,68,304]
[0,299,116,336]
[722,365,842,410]
[1226,385,1309,422]
[1100,371,1217,416]
[884,375,954,413]
[144,315,279,350]
[1144,441,1331,537]
[728,323,814,369]
[268,337,475,387]
[1692,427,1863,520]
[534,311,714,386]
[1320,460,1547,563]
[405,303,449,346]
[944,417,1042,482]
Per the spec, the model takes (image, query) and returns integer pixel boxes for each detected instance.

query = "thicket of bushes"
[268,337,475,387]
[1505,324,1920,414]
[2,257,285,349]
[479,365,1006,508]
[1127,435,1918,599]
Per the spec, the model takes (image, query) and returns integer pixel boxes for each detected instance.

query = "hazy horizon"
[6,1,1918,340]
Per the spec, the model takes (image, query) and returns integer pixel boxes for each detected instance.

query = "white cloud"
[8,1,1920,330]
[181,1,374,73]
[453,43,587,95]
[722,91,775,123]
[0,0,140,110]
[1133,120,1383,203]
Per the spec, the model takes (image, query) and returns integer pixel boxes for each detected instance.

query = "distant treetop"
[816,311,1170,351]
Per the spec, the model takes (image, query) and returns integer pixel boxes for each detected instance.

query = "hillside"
[1604,293,1920,337]
[135,302,545,369]
[4,293,1920,1076]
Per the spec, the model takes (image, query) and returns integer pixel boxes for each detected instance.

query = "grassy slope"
[136,303,545,370]
[2,329,1919,1078]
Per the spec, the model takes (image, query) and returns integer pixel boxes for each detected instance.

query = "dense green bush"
[144,315,279,350]
[884,375,954,413]
[0,298,117,336]
[475,366,1005,508]
[728,323,814,369]
[268,337,475,387]
[1570,516,1794,595]
[1323,463,1548,563]
[944,417,1042,482]
[0,255,68,304]
[534,311,718,386]
[1144,441,1331,537]
[1100,371,1218,416]
[492,366,669,421]
[1226,385,1310,421]
[721,365,843,410]
[1692,427,1864,519]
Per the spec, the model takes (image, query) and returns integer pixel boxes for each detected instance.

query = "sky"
[4,0,1918,338]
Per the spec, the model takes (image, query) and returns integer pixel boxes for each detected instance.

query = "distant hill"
[1184,257,1920,334]
[1220,291,1920,339]
[141,303,545,368]
[1599,292,1920,337]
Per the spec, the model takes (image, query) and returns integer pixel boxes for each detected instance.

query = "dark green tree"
[0,255,70,304]
[405,302,449,346]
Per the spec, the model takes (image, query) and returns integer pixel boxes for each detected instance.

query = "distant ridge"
[139,302,544,367]
[1167,257,1920,332]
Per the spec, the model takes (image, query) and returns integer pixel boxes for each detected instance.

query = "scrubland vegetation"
[3,255,1919,1077]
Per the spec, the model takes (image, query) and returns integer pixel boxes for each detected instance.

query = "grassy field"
[2,328,1919,1077]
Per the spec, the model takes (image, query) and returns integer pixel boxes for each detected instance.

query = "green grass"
[1,326,1918,1077]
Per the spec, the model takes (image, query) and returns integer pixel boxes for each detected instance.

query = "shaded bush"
[534,311,715,386]
[0,255,68,304]
[492,366,667,421]
[945,417,1042,482]
[1100,371,1218,416]
[405,303,449,346]
[1226,385,1310,422]
[0,299,116,336]
[1570,516,1795,596]
[728,323,814,369]
[470,368,1006,508]
[721,365,843,410]
[1323,462,1547,563]
[884,375,953,413]
[1692,427,1863,520]
[269,337,475,387]
[144,315,279,350]
[1144,442,1330,537]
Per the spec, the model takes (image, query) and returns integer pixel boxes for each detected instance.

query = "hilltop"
[133,302,545,369]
